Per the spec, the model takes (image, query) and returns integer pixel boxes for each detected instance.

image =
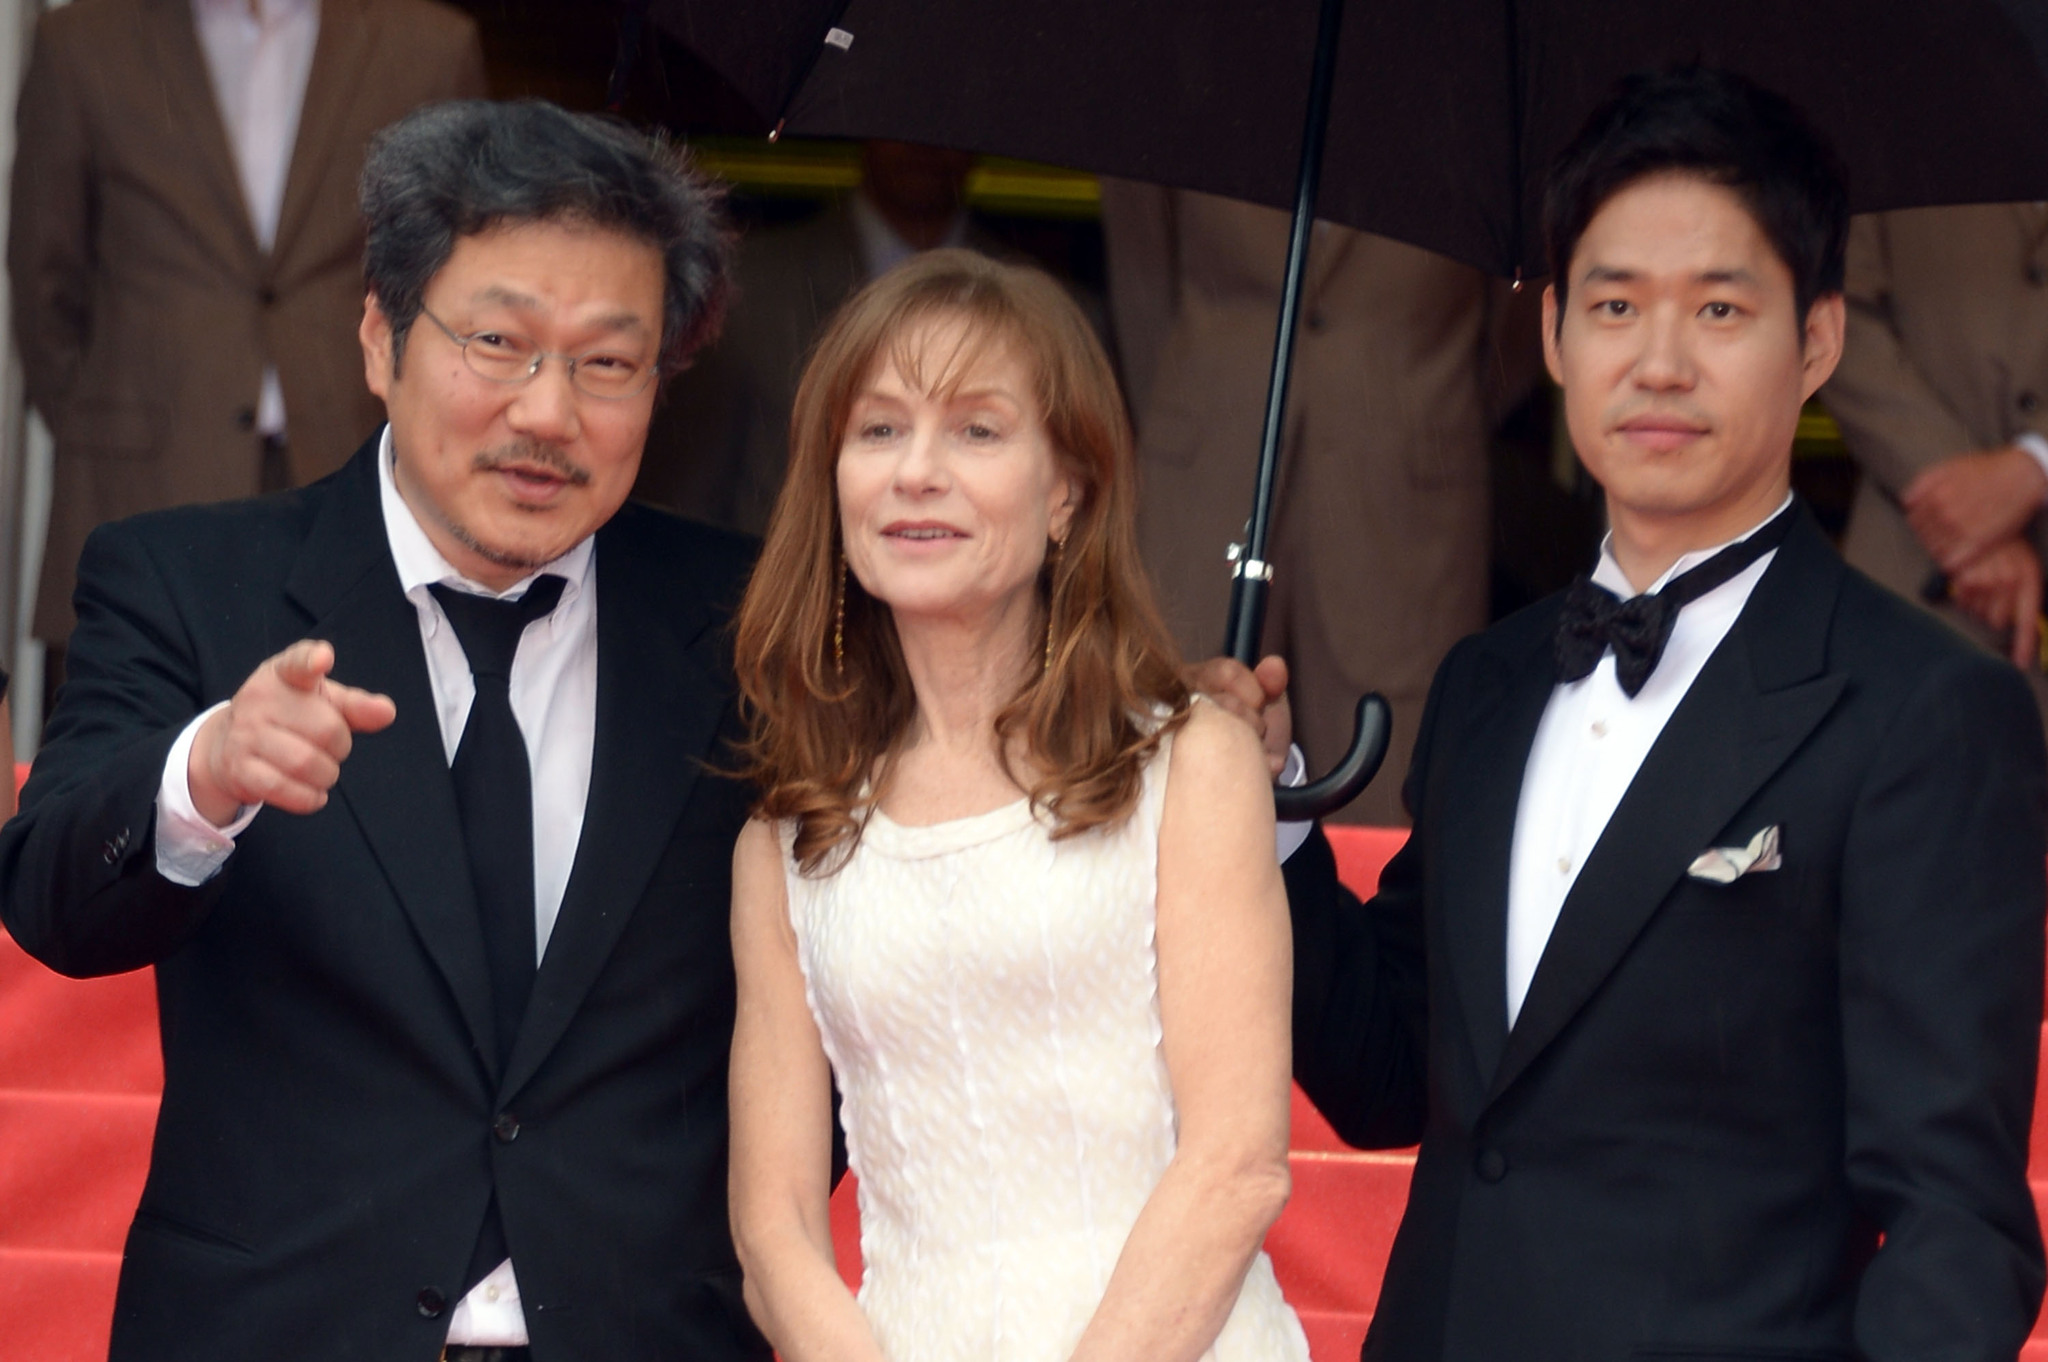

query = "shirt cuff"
[156,702,259,887]
[1276,743,1311,863]
[2016,432,2048,489]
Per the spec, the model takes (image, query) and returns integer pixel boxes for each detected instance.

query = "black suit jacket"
[0,440,769,1362]
[1287,505,2048,1362]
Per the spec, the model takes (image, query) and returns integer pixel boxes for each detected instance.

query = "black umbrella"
[646,0,2048,817]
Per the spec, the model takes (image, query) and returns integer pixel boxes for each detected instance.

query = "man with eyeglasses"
[1,101,769,1362]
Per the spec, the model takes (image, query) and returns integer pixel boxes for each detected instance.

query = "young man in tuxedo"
[1223,69,2048,1361]
[0,102,765,1362]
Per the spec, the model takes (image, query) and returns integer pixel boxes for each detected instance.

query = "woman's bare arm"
[1068,701,1296,1361]
[727,818,888,1362]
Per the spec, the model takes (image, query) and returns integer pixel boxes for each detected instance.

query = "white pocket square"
[1687,825,1782,884]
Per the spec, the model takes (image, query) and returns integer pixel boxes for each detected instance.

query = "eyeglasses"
[417,306,658,400]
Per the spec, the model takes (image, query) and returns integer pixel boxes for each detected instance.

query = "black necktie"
[428,575,567,1066]
[1555,504,1795,697]
[430,574,565,1295]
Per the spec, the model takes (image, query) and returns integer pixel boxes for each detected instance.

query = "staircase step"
[1270,1152,1413,1317]
[0,1090,156,1253]
[1298,1307,1370,1362]
[0,931,160,1093]
[0,1247,119,1362]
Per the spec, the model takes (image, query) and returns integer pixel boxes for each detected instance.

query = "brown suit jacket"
[9,0,484,645]
[1822,203,2048,716]
[1103,184,1523,823]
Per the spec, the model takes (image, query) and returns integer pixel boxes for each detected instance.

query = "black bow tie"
[1555,504,1797,697]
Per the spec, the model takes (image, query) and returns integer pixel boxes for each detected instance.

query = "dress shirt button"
[1475,1148,1508,1182]
[416,1287,446,1317]
[1589,719,1608,738]
[2020,391,2041,416]
[1555,856,1571,875]
[493,1113,520,1143]
[485,1284,501,1303]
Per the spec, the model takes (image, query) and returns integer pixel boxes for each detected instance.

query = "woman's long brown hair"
[733,249,1189,875]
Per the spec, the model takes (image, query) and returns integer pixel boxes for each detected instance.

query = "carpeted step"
[0,935,159,1093]
[1271,1151,1413,1318]
[0,1247,119,1362]
[0,1089,156,1254]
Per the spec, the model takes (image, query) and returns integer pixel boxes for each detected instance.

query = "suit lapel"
[287,444,499,1075]
[271,0,376,268]
[1439,618,1558,1093]
[144,0,261,263]
[1484,512,1848,1106]
[501,519,730,1099]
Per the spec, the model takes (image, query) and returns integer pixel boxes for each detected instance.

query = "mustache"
[472,440,593,487]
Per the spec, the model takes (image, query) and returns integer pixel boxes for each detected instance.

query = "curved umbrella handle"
[1273,693,1392,823]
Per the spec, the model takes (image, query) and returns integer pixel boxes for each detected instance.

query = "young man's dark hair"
[360,98,731,376]
[1542,67,1849,330]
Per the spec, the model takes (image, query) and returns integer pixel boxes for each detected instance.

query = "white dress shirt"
[154,425,601,1345]
[192,0,320,437]
[1503,495,1792,1028]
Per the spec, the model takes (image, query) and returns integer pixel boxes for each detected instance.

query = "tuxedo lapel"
[501,519,731,1099]
[1439,617,1558,1094]
[1485,512,1848,1107]
[143,0,260,264]
[285,446,498,1075]
[271,0,375,268]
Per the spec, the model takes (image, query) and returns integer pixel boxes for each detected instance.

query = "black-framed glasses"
[417,306,657,400]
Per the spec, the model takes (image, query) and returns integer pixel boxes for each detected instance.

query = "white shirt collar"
[375,424,595,615]
[1589,491,1795,600]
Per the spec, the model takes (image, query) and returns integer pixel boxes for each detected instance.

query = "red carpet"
[3,762,2045,1359]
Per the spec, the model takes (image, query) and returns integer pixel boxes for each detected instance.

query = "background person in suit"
[8,0,485,684]
[1231,69,2047,1361]
[635,140,1007,534]
[0,100,763,1362]
[1101,185,1526,825]
[1821,203,2048,716]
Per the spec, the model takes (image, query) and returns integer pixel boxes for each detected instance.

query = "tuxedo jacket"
[9,0,485,644]
[0,442,769,1362]
[1285,506,2048,1362]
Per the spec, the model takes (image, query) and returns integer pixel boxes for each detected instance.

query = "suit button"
[416,1287,446,1317]
[100,828,129,864]
[1474,1148,1508,1182]
[493,1113,520,1143]
[2021,391,2041,416]
[235,407,257,431]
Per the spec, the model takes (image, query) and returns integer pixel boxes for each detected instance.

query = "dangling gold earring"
[833,553,847,678]
[1043,535,1066,673]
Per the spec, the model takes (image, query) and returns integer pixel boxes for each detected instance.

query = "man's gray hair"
[360,99,730,377]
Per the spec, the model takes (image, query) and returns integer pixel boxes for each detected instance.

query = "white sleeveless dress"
[782,731,1311,1362]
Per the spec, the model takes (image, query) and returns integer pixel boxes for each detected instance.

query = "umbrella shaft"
[1227,0,1347,662]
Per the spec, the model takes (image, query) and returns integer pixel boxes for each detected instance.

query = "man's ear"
[1540,283,1564,386]
[1799,291,1846,401]
[360,294,395,402]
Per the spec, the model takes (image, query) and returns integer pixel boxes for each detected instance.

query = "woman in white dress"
[726,248,1310,1362]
